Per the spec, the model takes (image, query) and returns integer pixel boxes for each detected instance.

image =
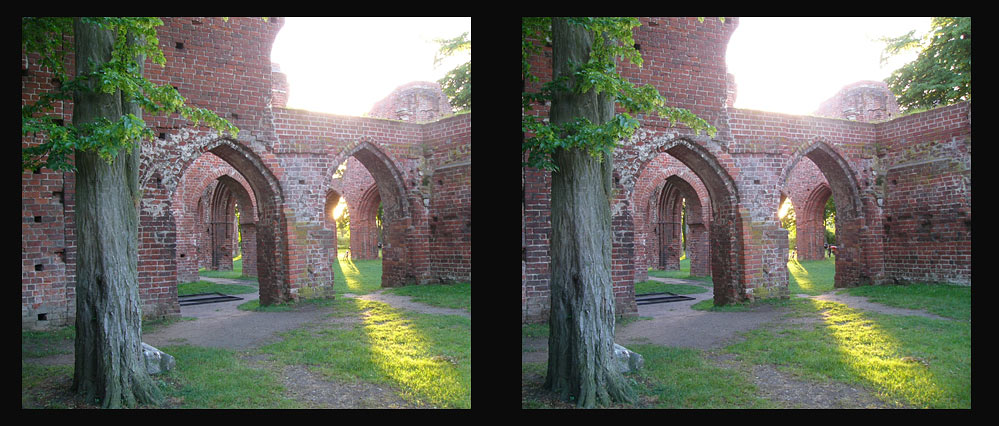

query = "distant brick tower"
[814,80,900,122]
[271,63,289,108]
[368,81,453,122]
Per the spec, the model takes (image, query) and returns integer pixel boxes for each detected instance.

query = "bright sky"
[270,17,471,117]
[726,17,931,115]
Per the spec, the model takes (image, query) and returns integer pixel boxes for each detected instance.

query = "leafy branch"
[521,17,717,172]
[21,17,239,172]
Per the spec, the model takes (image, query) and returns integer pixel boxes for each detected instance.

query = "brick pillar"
[239,222,257,277]
[687,223,710,277]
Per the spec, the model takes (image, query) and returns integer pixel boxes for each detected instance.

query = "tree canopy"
[881,17,970,112]
[435,31,471,112]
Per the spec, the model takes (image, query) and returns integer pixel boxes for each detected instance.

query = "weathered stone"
[141,342,175,375]
[613,343,644,374]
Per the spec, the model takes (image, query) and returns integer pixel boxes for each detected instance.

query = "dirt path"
[799,292,953,321]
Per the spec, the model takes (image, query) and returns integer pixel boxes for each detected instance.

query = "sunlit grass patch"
[332,254,383,294]
[359,299,470,408]
[260,298,471,408]
[787,258,835,295]
[726,297,970,408]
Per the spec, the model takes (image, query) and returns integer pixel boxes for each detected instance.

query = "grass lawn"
[331,252,383,294]
[525,257,970,409]
[648,258,712,285]
[23,256,472,409]
[198,258,256,281]
[259,297,471,408]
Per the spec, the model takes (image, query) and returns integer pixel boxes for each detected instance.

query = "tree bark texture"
[543,17,636,408]
[70,18,163,408]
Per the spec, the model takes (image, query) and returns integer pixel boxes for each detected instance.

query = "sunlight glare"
[778,198,793,220]
[333,199,347,220]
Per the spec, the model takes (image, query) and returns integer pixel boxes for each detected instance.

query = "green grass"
[158,345,300,408]
[332,253,383,294]
[198,258,256,280]
[259,298,471,408]
[384,282,471,313]
[177,280,257,296]
[842,283,971,321]
[20,326,298,409]
[632,344,776,408]
[726,297,970,408]
[635,280,709,296]
[526,257,970,409]
[22,326,74,358]
[647,258,712,285]
[23,252,472,409]
[788,258,836,295]
[21,363,74,408]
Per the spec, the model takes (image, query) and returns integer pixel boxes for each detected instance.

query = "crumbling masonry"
[523,17,970,323]
[22,17,471,330]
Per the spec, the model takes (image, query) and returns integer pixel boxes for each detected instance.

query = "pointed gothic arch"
[779,140,867,287]
[196,137,291,305]
[616,135,744,311]
[324,140,421,287]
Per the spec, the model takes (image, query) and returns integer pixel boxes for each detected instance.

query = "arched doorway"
[651,174,709,277]
[172,153,259,284]
[616,136,743,313]
[325,140,419,287]
[779,141,867,288]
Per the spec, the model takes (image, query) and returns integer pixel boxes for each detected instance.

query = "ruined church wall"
[22,17,473,330]
[876,102,971,285]
[521,16,971,323]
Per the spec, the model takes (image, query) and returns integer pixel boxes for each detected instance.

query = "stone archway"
[797,182,832,261]
[615,136,744,315]
[351,183,382,260]
[779,141,867,288]
[327,140,419,287]
[204,174,258,275]
[197,137,291,305]
[172,153,259,283]
[652,174,709,276]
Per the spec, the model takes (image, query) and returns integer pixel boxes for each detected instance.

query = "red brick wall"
[877,102,971,284]
[814,80,900,123]
[368,81,453,123]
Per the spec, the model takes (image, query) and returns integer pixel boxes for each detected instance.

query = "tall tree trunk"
[70,18,163,408]
[543,17,636,408]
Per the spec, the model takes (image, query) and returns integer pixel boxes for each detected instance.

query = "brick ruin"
[22,17,471,330]
[523,17,970,323]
